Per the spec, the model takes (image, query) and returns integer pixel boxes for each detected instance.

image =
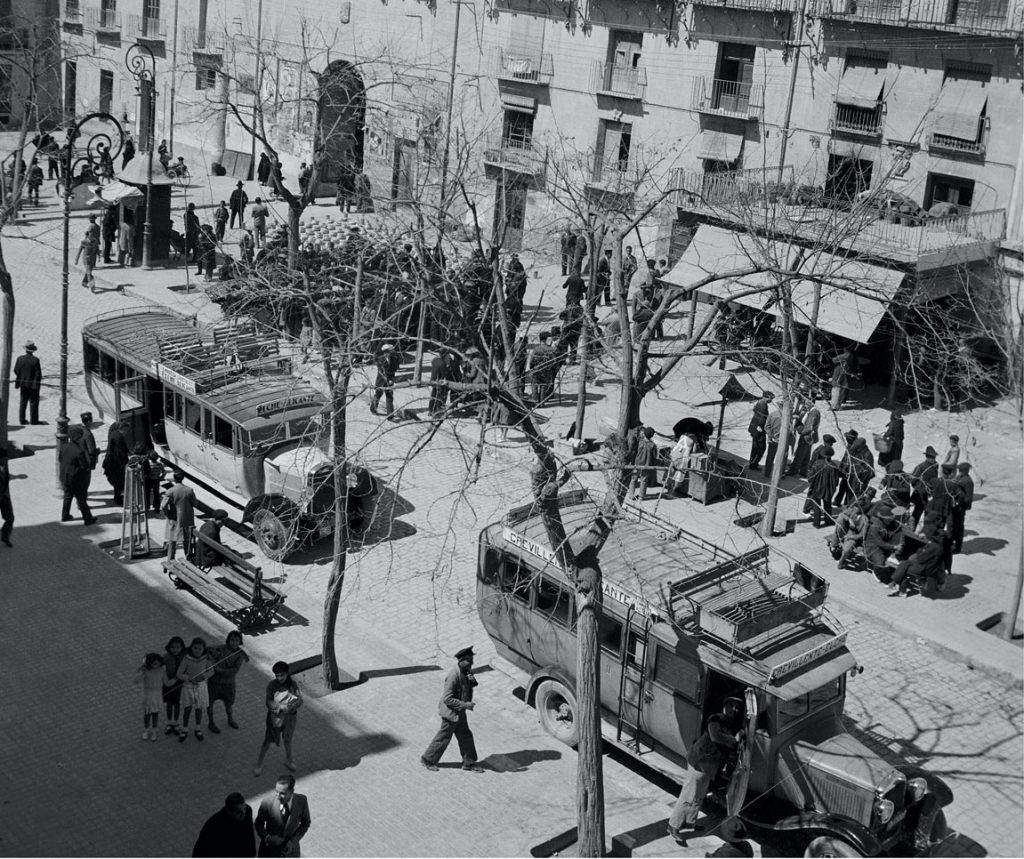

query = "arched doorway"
[318,60,365,188]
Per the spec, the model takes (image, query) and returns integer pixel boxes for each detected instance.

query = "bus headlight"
[874,799,895,824]
[906,777,928,803]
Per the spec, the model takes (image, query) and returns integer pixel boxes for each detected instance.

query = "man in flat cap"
[421,647,483,773]
[909,446,939,529]
[746,391,773,471]
[370,343,399,418]
[13,341,42,425]
[669,696,746,842]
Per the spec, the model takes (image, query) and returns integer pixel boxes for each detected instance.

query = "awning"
[932,77,988,141]
[501,93,537,113]
[88,180,144,207]
[829,138,877,160]
[697,129,744,163]
[836,64,885,109]
[660,224,794,307]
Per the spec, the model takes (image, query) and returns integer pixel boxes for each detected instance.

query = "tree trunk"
[287,205,301,271]
[575,574,605,857]
[211,72,230,166]
[0,251,13,449]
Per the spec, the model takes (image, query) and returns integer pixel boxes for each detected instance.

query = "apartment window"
[714,43,755,113]
[100,0,117,27]
[195,64,217,91]
[143,0,159,18]
[834,51,887,134]
[925,173,974,212]
[65,0,79,15]
[602,30,644,97]
[501,109,533,149]
[608,30,642,69]
[63,60,77,116]
[0,62,11,125]
[825,154,872,202]
[596,119,632,178]
[99,69,113,114]
[932,62,990,148]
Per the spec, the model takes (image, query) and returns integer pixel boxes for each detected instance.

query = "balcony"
[691,0,796,8]
[125,14,165,41]
[691,78,765,121]
[669,164,1006,268]
[592,61,647,100]
[483,134,548,186]
[494,47,553,85]
[83,5,121,32]
[813,0,1023,37]
[927,116,990,157]
[183,26,227,55]
[829,101,885,136]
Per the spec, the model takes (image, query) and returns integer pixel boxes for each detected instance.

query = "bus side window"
[599,614,623,655]
[652,647,701,701]
[99,352,116,382]
[536,576,573,628]
[213,415,235,451]
[478,547,501,585]
[202,409,214,440]
[501,560,532,602]
[184,398,201,435]
[83,342,99,374]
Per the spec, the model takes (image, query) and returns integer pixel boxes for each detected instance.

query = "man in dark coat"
[596,248,613,306]
[864,508,901,582]
[103,419,131,505]
[910,446,939,528]
[196,509,229,569]
[214,200,229,242]
[788,398,822,477]
[13,340,42,425]
[806,438,840,528]
[184,202,200,263]
[0,446,13,547]
[428,350,453,417]
[559,225,576,275]
[890,533,949,598]
[922,464,957,540]
[562,270,585,306]
[193,792,255,858]
[229,181,249,229]
[101,205,118,263]
[369,343,400,417]
[421,646,483,772]
[529,333,557,404]
[746,391,773,471]
[121,134,135,169]
[257,151,272,186]
[878,409,905,467]
[60,426,96,524]
[949,462,974,553]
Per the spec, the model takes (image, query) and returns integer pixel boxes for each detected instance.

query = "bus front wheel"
[252,500,297,562]
[804,836,863,857]
[535,680,579,748]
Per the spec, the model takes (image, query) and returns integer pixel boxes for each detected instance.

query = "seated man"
[195,509,230,569]
[863,507,902,584]
[828,502,869,570]
[890,532,949,598]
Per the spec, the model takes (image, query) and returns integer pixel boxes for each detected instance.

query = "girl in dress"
[176,637,216,742]
[135,653,165,741]
[162,636,186,735]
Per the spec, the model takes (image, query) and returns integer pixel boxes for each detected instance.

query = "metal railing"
[592,61,648,99]
[812,0,1023,35]
[692,0,796,7]
[482,133,548,178]
[865,207,1006,254]
[494,47,554,84]
[100,7,120,29]
[691,77,765,121]
[671,165,794,209]
[829,101,885,135]
[927,117,989,156]
[588,154,640,190]
[183,25,227,54]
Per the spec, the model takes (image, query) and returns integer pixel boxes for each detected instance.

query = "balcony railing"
[494,47,554,85]
[588,154,640,191]
[183,25,227,54]
[84,5,121,31]
[691,77,765,121]
[927,116,990,157]
[592,61,647,100]
[691,0,796,9]
[482,133,548,180]
[829,101,885,135]
[670,164,1006,266]
[63,1,81,19]
[813,0,1023,36]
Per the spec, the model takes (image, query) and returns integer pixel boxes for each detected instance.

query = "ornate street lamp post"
[126,42,156,270]
[55,113,124,492]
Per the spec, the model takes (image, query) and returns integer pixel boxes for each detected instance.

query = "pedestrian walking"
[229,181,249,228]
[79,411,99,471]
[103,419,131,505]
[369,343,399,417]
[788,397,822,477]
[163,469,197,559]
[805,437,840,528]
[102,205,118,263]
[950,462,974,553]
[0,446,14,548]
[668,697,745,841]
[193,792,256,858]
[596,248,613,307]
[176,636,215,742]
[27,159,43,205]
[298,162,312,196]
[559,224,575,276]
[117,217,135,266]
[250,198,269,247]
[184,202,200,263]
[254,661,302,776]
[134,652,165,741]
[257,151,272,187]
[60,426,96,524]
[214,200,229,242]
[528,333,556,404]
[631,426,659,501]
[746,391,772,471]
[75,214,100,290]
[13,340,42,425]
[163,635,186,735]
[877,409,905,467]
[421,646,484,772]
[254,774,311,858]
[428,350,453,417]
[207,630,250,734]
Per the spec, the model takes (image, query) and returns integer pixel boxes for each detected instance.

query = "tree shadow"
[360,664,442,680]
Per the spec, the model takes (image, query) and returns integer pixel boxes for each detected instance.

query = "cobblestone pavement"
[1,197,1021,856]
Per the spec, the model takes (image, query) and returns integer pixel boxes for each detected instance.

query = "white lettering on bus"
[157,364,197,395]
[256,394,317,416]
[767,632,848,682]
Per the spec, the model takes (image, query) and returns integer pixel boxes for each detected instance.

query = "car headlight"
[874,799,895,824]
[906,777,928,803]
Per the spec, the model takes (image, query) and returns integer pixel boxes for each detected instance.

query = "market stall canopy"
[88,181,144,208]
[116,158,177,186]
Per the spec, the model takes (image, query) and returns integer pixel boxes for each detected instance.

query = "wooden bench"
[162,531,285,629]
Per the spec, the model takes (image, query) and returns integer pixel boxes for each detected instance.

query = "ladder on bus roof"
[616,603,654,754]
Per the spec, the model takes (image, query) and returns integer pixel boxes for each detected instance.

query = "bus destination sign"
[767,631,849,683]
[256,394,318,417]
[157,364,197,395]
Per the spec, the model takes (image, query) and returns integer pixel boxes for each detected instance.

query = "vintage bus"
[82,306,376,559]
[477,490,952,857]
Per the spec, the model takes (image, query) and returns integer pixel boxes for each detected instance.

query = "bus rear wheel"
[535,680,579,748]
[252,500,296,562]
[804,836,863,857]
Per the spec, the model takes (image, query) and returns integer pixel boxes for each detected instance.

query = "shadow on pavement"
[479,748,562,773]
[960,535,1007,556]
[361,664,442,680]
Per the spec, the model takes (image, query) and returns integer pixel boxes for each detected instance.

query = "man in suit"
[60,426,96,525]
[421,646,484,773]
[13,341,42,425]
[255,775,310,858]
[369,343,400,418]
[193,792,256,857]
[949,462,974,553]
[746,391,773,471]
[229,181,249,229]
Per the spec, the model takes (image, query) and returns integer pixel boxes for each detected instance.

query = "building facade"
[0,0,61,132]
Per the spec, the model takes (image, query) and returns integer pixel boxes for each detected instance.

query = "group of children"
[134,631,250,742]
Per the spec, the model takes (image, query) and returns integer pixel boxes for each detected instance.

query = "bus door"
[201,407,243,493]
[641,642,703,760]
[113,374,149,446]
[477,549,536,665]
[615,605,655,753]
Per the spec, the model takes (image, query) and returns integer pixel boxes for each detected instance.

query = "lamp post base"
[54,415,69,498]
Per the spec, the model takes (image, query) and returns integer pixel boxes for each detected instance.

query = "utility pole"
[250,0,264,181]
[777,0,807,180]
[437,0,462,243]
[168,0,180,154]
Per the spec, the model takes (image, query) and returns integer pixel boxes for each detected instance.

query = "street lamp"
[55,113,124,492]
[126,42,156,269]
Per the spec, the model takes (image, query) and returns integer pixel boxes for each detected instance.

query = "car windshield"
[247,417,320,447]
[776,677,843,728]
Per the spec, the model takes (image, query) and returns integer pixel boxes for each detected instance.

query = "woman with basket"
[876,410,904,467]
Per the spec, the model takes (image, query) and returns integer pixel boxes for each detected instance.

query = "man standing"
[909,446,939,528]
[117,217,135,266]
[192,792,256,858]
[562,269,585,307]
[164,469,197,560]
[60,426,96,525]
[103,419,131,505]
[428,350,452,417]
[830,348,854,410]
[596,248,613,307]
[75,214,100,290]
[668,697,745,841]
[101,205,118,263]
[250,197,269,248]
[240,230,256,264]
[529,333,556,404]
[747,391,773,471]
[254,775,311,858]
[622,245,638,293]
[229,181,249,229]
[369,343,399,418]
[184,203,201,264]
[13,340,42,425]
[559,225,575,276]
[0,447,13,547]
[950,462,974,553]
[421,646,484,773]
[763,397,784,478]
[213,200,229,243]
[788,397,821,478]
[79,411,99,494]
